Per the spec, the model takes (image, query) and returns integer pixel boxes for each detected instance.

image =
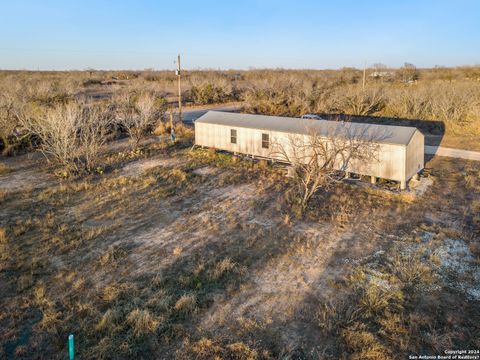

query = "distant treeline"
[1,65,479,158]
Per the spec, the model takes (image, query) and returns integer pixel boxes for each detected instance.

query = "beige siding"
[195,123,423,183]
[347,143,406,181]
[196,124,273,157]
[405,130,424,180]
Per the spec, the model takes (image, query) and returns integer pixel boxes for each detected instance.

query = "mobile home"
[194,111,424,189]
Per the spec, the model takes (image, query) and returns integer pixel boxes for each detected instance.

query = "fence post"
[68,334,74,360]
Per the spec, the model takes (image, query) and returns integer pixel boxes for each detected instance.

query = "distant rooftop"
[195,111,418,146]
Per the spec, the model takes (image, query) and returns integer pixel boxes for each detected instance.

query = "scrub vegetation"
[0,67,479,358]
[1,65,480,158]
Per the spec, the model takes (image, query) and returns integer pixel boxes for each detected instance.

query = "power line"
[0,47,175,56]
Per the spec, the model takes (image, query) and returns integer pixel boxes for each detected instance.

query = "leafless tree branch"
[270,120,386,208]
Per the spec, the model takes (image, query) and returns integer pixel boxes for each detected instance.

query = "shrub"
[116,92,163,150]
[153,121,169,136]
[209,257,237,280]
[177,337,261,360]
[153,121,193,143]
[334,86,385,115]
[95,309,119,332]
[174,122,194,140]
[174,294,197,315]
[126,309,159,337]
[19,101,112,175]
[102,283,136,302]
[167,168,188,183]
[0,91,32,155]
[0,163,10,175]
[342,325,391,360]
[190,83,229,105]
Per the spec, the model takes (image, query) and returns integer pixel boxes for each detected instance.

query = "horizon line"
[1,64,480,72]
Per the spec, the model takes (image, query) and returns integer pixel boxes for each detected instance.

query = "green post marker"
[68,334,74,360]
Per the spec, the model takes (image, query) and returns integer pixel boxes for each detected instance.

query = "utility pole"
[170,110,176,143]
[362,61,366,91]
[176,53,182,122]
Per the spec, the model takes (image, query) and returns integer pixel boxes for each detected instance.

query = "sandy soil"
[0,152,54,192]
[121,155,186,177]
[125,183,257,272]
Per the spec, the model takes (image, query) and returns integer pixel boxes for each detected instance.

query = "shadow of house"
[319,114,445,146]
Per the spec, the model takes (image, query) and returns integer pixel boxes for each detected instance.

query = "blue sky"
[0,0,479,70]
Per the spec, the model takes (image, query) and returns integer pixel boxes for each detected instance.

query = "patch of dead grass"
[0,227,6,244]
[0,162,10,175]
[174,294,197,316]
[176,337,265,360]
[126,309,160,337]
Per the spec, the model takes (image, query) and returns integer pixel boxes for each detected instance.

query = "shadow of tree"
[238,156,479,358]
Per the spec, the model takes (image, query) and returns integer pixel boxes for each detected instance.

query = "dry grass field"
[0,132,479,358]
[0,68,479,359]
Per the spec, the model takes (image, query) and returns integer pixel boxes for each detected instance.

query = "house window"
[262,133,269,149]
[230,129,237,144]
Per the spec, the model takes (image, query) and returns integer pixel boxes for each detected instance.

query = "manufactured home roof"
[196,111,418,146]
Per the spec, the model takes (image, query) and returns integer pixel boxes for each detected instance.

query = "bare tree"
[373,63,387,71]
[337,86,385,115]
[0,83,40,155]
[78,104,113,172]
[0,91,20,154]
[18,101,112,175]
[270,121,384,208]
[116,92,159,150]
[398,63,419,83]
